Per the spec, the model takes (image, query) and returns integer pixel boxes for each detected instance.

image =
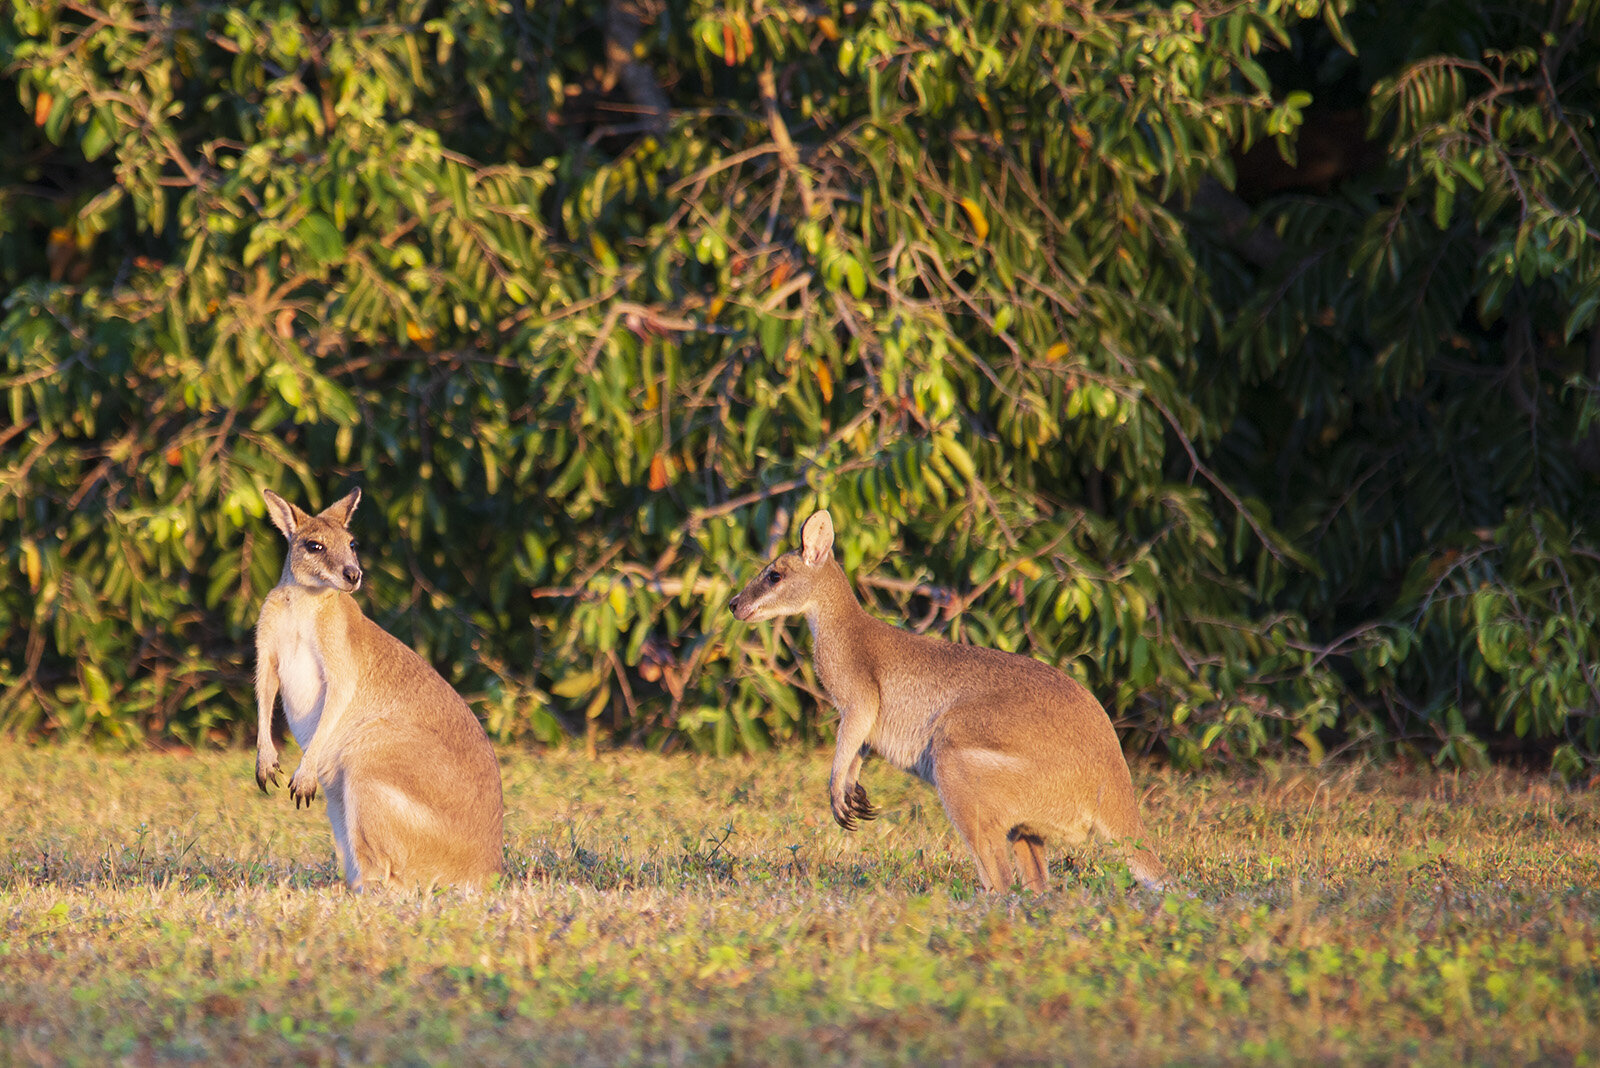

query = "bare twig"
[759,61,815,217]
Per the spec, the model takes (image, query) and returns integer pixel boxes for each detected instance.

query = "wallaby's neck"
[804,559,877,645]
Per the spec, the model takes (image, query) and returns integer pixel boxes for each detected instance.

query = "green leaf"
[295,212,346,267]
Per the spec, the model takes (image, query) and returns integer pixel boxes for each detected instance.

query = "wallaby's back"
[254,486,503,890]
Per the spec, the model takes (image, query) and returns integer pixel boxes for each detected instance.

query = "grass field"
[1,741,1596,1066]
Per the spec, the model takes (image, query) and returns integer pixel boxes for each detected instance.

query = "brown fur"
[730,510,1166,892]
[254,487,503,891]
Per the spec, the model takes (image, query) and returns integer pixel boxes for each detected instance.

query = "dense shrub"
[2,0,1596,773]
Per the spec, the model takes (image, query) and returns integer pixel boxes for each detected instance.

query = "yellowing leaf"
[551,669,601,699]
[938,436,977,482]
[21,538,40,593]
[815,358,834,403]
[958,197,990,242]
[1295,727,1326,766]
[1045,341,1070,362]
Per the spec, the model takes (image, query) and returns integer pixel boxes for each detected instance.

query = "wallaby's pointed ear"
[800,510,835,567]
[322,487,362,529]
[262,489,305,539]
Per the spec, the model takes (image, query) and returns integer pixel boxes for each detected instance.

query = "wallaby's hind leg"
[934,751,1020,892]
[1008,830,1049,894]
[344,778,414,891]
[324,773,363,890]
[958,821,1018,893]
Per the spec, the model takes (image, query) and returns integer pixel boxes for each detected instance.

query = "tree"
[2,0,1597,774]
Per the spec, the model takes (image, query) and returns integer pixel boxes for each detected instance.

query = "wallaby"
[730,509,1166,893]
[253,486,504,891]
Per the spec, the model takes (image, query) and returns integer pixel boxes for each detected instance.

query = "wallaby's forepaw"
[849,782,879,822]
[831,782,878,831]
[255,751,281,794]
[288,768,318,808]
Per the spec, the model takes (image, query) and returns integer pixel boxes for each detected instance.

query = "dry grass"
[1,741,1597,1065]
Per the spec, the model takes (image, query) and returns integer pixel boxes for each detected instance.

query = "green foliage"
[1213,0,1600,770]
[1,0,1597,772]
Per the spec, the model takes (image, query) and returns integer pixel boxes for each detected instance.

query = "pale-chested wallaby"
[730,509,1166,893]
[254,486,504,890]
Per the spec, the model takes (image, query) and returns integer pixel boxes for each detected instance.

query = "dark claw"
[832,782,877,830]
[850,783,878,820]
[256,761,280,795]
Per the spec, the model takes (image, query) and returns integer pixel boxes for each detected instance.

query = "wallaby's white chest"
[268,592,333,748]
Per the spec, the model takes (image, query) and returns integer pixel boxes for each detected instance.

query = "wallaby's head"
[730,509,837,622]
[262,487,364,593]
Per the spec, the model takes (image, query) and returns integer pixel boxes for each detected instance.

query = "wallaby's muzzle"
[730,561,793,623]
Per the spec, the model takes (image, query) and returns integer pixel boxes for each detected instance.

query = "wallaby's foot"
[832,782,878,830]
[1121,844,1167,891]
[1131,867,1168,893]
[289,766,319,808]
[255,748,282,793]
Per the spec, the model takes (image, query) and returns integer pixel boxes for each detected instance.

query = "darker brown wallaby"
[730,509,1166,893]
[254,486,504,891]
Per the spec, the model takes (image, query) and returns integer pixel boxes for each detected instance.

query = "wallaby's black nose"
[343,566,362,587]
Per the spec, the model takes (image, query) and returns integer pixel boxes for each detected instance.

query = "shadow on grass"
[3,821,1155,901]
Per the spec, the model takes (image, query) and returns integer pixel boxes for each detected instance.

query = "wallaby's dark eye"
[349,540,359,552]
[304,540,325,554]
[765,568,782,584]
